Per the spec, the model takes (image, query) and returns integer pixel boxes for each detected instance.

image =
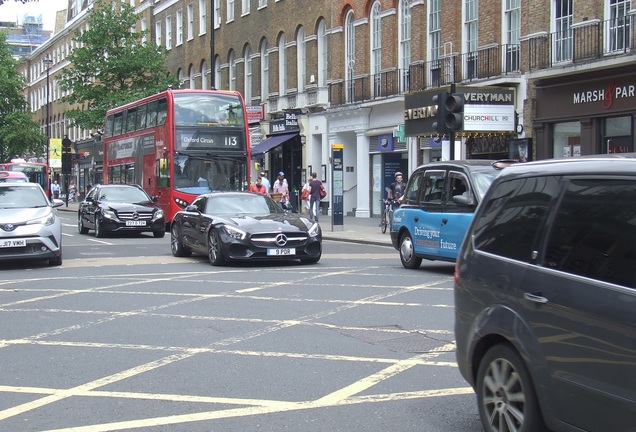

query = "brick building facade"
[20,0,636,217]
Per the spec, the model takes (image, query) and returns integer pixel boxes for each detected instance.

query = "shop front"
[533,66,636,159]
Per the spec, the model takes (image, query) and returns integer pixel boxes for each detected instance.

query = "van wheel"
[476,344,547,432]
[399,233,422,269]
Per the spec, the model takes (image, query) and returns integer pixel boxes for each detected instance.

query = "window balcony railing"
[327,43,520,108]
[527,15,636,71]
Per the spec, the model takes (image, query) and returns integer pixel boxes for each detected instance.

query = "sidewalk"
[58,202,394,247]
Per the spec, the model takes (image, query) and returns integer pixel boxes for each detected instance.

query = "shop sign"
[246,105,264,123]
[270,112,300,134]
[463,105,515,131]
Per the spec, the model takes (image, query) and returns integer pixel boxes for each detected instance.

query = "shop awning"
[251,133,297,159]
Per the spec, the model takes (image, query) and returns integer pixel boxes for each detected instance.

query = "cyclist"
[388,171,406,207]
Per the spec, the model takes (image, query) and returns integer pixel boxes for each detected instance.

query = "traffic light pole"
[449,83,456,160]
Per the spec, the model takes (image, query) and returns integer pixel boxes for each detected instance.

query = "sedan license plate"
[267,248,295,256]
[125,220,146,226]
[0,239,26,248]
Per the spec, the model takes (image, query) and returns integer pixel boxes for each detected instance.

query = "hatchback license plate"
[267,248,295,256]
[0,239,26,248]
[125,220,146,226]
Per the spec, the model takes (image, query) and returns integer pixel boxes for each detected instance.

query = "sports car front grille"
[116,211,154,221]
[250,232,308,248]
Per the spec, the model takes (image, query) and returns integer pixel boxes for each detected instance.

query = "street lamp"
[43,54,53,171]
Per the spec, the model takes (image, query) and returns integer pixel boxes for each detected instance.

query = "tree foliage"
[59,0,179,131]
[0,32,44,161]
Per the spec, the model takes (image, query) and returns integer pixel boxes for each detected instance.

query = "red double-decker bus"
[0,160,50,196]
[102,89,251,223]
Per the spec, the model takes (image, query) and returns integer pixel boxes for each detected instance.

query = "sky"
[0,0,67,31]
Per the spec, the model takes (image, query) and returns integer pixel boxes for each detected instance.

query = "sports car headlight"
[222,225,246,240]
[307,222,320,237]
[26,211,55,226]
[101,208,117,219]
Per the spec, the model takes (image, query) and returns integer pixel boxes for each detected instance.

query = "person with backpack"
[308,172,322,222]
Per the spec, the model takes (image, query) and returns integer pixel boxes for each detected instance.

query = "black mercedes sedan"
[170,191,322,265]
[78,184,166,238]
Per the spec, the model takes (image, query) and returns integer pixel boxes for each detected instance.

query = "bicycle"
[379,199,395,233]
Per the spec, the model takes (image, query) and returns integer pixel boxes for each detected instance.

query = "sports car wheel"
[476,344,546,432]
[208,229,226,266]
[78,214,88,234]
[94,215,104,238]
[399,233,422,269]
[171,224,191,257]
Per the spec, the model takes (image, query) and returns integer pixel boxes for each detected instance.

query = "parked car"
[0,183,64,266]
[77,184,165,238]
[170,191,322,265]
[390,160,513,269]
[454,157,636,432]
[0,171,29,182]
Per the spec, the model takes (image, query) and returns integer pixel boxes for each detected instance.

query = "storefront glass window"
[603,116,632,154]
[553,121,581,158]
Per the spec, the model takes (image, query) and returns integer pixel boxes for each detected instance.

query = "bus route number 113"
[225,136,238,146]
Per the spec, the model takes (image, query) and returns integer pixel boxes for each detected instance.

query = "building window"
[140,17,147,44]
[229,51,236,90]
[261,40,269,101]
[244,46,252,102]
[242,0,250,15]
[398,0,411,92]
[201,60,208,89]
[504,0,520,72]
[553,121,581,158]
[176,10,183,46]
[214,56,221,89]
[215,0,221,28]
[345,10,355,102]
[189,64,195,89]
[278,34,286,95]
[317,19,327,87]
[259,0,267,7]
[227,0,235,22]
[187,4,194,40]
[464,0,479,79]
[199,0,207,35]
[297,27,305,92]
[165,16,172,49]
[371,2,382,97]
[554,0,573,62]
[428,0,441,85]
[608,0,631,52]
[155,21,162,46]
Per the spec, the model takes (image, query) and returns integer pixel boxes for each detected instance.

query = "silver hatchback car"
[0,183,64,266]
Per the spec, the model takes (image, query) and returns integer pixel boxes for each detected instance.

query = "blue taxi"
[390,160,511,269]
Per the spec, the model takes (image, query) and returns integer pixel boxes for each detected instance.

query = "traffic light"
[431,91,449,134]
[444,93,464,131]
[62,145,72,175]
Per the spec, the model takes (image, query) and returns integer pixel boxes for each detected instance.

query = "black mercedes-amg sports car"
[170,191,322,265]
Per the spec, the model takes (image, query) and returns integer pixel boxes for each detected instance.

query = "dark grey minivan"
[454,158,636,432]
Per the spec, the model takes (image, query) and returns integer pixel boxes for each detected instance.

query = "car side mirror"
[86,196,94,203]
[152,196,159,203]
[452,194,474,206]
[185,204,199,212]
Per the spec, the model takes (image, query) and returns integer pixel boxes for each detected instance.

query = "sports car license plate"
[0,239,26,248]
[267,248,296,256]
[125,220,146,226]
